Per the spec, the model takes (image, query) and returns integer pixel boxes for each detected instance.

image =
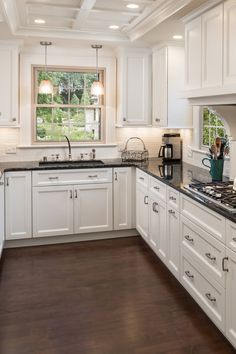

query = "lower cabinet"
[33,183,113,237]
[5,171,32,240]
[226,248,236,348]
[113,167,134,230]
[166,207,180,279]
[0,174,4,256]
[74,183,112,233]
[33,186,74,238]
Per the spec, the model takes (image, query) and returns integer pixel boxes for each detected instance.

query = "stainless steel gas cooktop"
[185,181,236,213]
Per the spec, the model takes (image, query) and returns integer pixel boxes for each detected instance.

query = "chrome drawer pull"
[88,175,98,178]
[168,209,175,215]
[233,237,236,242]
[70,190,73,199]
[184,235,194,243]
[154,186,160,191]
[205,253,216,261]
[185,270,194,279]
[74,190,78,199]
[222,257,229,272]
[170,196,176,201]
[48,176,59,180]
[144,196,148,205]
[114,172,118,181]
[205,293,216,302]
[152,202,158,213]
[139,177,144,181]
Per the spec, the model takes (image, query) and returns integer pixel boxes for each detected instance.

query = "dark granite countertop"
[0,158,235,223]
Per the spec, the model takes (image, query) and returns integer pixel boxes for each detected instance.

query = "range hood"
[187,94,236,106]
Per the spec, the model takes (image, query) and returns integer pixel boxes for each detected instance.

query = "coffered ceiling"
[0,0,209,44]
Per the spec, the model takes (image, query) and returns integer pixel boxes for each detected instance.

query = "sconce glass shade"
[91,80,104,96]
[39,79,53,94]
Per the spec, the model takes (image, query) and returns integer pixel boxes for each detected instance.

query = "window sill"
[18,144,118,149]
[191,147,230,160]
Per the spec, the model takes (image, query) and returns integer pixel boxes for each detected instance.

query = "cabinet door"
[152,47,167,127]
[0,45,18,126]
[74,183,112,233]
[136,184,149,242]
[224,0,236,87]
[33,186,74,238]
[117,50,151,126]
[166,207,180,279]
[226,248,236,348]
[156,198,167,264]
[202,4,223,88]
[0,176,4,256]
[185,16,202,90]
[113,168,132,230]
[5,172,32,240]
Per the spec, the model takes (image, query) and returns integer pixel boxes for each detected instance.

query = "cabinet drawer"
[32,169,112,186]
[181,216,226,287]
[181,250,225,332]
[167,186,179,211]
[226,219,236,253]
[149,176,166,202]
[181,194,226,243]
[136,169,149,190]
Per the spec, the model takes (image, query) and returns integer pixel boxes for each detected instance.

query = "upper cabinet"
[152,46,192,128]
[224,0,236,87]
[0,43,19,126]
[183,0,236,100]
[116,48,151,126]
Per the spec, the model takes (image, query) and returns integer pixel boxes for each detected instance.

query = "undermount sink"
[39,159,105,167]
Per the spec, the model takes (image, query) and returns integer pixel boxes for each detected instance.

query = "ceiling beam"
[72,0,97,30]
[26,1,80,12]
[91,8,140,17]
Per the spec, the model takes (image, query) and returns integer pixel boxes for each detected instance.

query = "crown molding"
[125,0,194,41]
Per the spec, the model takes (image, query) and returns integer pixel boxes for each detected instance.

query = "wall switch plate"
[6,146,17,154]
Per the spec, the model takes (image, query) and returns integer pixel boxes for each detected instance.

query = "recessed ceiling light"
[126,4,139,9]
[173,35,183,40]
[109,25,119,29]
[34,19,46,24]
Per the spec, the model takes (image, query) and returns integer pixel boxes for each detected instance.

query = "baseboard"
[4,229,139,248]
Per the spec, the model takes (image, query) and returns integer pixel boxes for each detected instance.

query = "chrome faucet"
[64,135,72,160]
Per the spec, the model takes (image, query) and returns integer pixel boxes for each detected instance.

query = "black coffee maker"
[158,144,173,159]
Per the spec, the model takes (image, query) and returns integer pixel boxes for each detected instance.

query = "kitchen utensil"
[210,144,217,160]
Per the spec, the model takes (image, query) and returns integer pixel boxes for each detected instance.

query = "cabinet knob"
[12,117,16,122]
[123,117,126,122]
[155,118,160,122]
[232,237,236,242]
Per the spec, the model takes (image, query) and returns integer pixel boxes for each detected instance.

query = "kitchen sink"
[39,159,105,167]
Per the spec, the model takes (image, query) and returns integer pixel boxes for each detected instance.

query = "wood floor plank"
[0,237,235,354]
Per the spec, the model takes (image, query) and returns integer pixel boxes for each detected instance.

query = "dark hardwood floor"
[0,236,235,354]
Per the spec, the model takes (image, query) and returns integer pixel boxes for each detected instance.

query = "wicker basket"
[121,137,149,162]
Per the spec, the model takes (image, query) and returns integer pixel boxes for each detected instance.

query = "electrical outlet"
[187,146,193,158]
[6,146,17,154]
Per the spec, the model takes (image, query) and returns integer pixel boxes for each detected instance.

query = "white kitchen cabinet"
[113,167,134,230]
[0,43,19,126]
[226,248,236,348]
[224,0,236,87]
[116,48,151,126]
[152,46,192,128]
[0,175,4,257]
[5,171,32,240]
[33,186,74,238]
[202,4,223,89]
[185,16,202,90]
[136,173,149,242]
[166,207,180,279]
[74,183,113,233]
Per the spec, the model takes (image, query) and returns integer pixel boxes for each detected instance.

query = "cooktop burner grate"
[185,181,236,213]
